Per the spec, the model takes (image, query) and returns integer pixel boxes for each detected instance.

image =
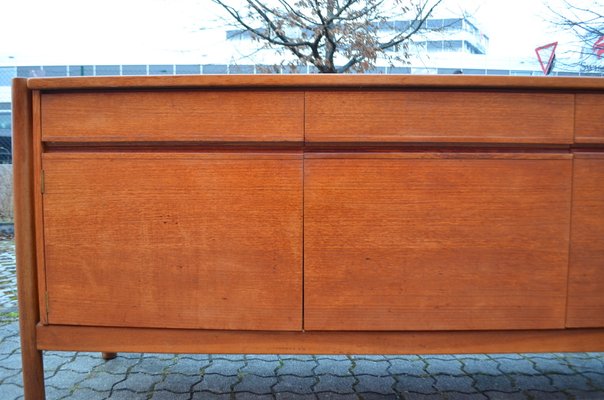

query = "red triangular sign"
[535,42,558,75]
[594,36,604,58]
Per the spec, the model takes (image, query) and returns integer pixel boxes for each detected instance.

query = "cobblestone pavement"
[1,237,603,399]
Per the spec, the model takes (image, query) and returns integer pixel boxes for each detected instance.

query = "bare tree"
[212,0,443,73]
[547,0,604,72]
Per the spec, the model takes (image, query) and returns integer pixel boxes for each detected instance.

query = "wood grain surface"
[42,153,302,330]
[37,324,604,355]
[304,157,572,331]
[305,91,574,144]
[575,94,604,143]
[567,154,604,327]
[41,90,304,142]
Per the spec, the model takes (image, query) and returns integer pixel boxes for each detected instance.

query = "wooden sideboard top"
[25,74,604,91]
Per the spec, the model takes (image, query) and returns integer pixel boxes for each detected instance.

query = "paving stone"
[167,356,209,375]
[0,383,24,400]
[242,359,280,377]
[316,393,359,400]
[550,373,592,391]
[496,359,539,375]
[433,375,475,393]
[78,371,122,392]
[142,353,178,361]
[107,389,144,399]
[195,373,239,393]
[95,356,143,374]
[456,355,491,361]
[280,359,318,376]
[44,385,72,400]
[315,359,352,376]
[565,390,604,399]
[275,393,317,400]
[353,355,387,361]
[403,393,445,400]
[314,375,356,394]
[155,372,201,393]
[274,376,315,394]
[395,375,438,395]
[354,375,395,394]
[151,390,192,400]
[43,354,72,373]
[45,368,88,389]
[0,338,19,355]
[180,354,212,362]
[389,359,429,377]
[65,354,106,374]
[212,354,246,362]
[359,393,399,399]
[584,372,604,390]
[204,358,245,375]
[560,356,604,373]
[235,393,274,399]
[353,360,391,376]
[69,387,111,399]
[235,374,278,394]
[191,392,232,399]
[522,390,567,400]
[472,374,515,392]
[482,391,526,400]
[489,354,526,361]
[113,371,164,393]
[0,353,23,370]
[439,393,487,399]
[0,368,23,385]
[282,355,316,361]
[510,375,553,391]
[533,358,577,375]
[425,358,465,376]
[134,357,172,375]
[247,355,281,362]
[462,359,502,376]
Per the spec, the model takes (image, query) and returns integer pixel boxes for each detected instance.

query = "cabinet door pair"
[41,153,601,331]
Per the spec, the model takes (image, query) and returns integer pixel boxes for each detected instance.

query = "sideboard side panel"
[12,78,46,400]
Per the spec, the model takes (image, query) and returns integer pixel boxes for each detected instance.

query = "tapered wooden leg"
[13,78,46,399]
[102,352,117,360]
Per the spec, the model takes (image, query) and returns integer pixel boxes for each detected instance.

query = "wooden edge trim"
[574,137,604,145]
[37,325,604,355]
[42,152,303,160]
[572,152,604,159]
[303,152,572,160]
[27,75,604,91]
[12,78,46,399]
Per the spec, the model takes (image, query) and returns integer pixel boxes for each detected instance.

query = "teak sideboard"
[12,75,604,399]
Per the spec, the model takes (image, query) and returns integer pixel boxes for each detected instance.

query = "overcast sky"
[0,0,589,66]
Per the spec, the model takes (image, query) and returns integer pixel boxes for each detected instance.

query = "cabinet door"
[304,155,572,331]
[42,153,302,330]
[567,154,604,327]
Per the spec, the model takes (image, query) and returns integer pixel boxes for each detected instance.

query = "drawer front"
[42,153,302,330]
[41,90,304,142]
[575,94,604,143]
[567,154,604,327]
[305,91,574,144]
[304,156,572,331]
